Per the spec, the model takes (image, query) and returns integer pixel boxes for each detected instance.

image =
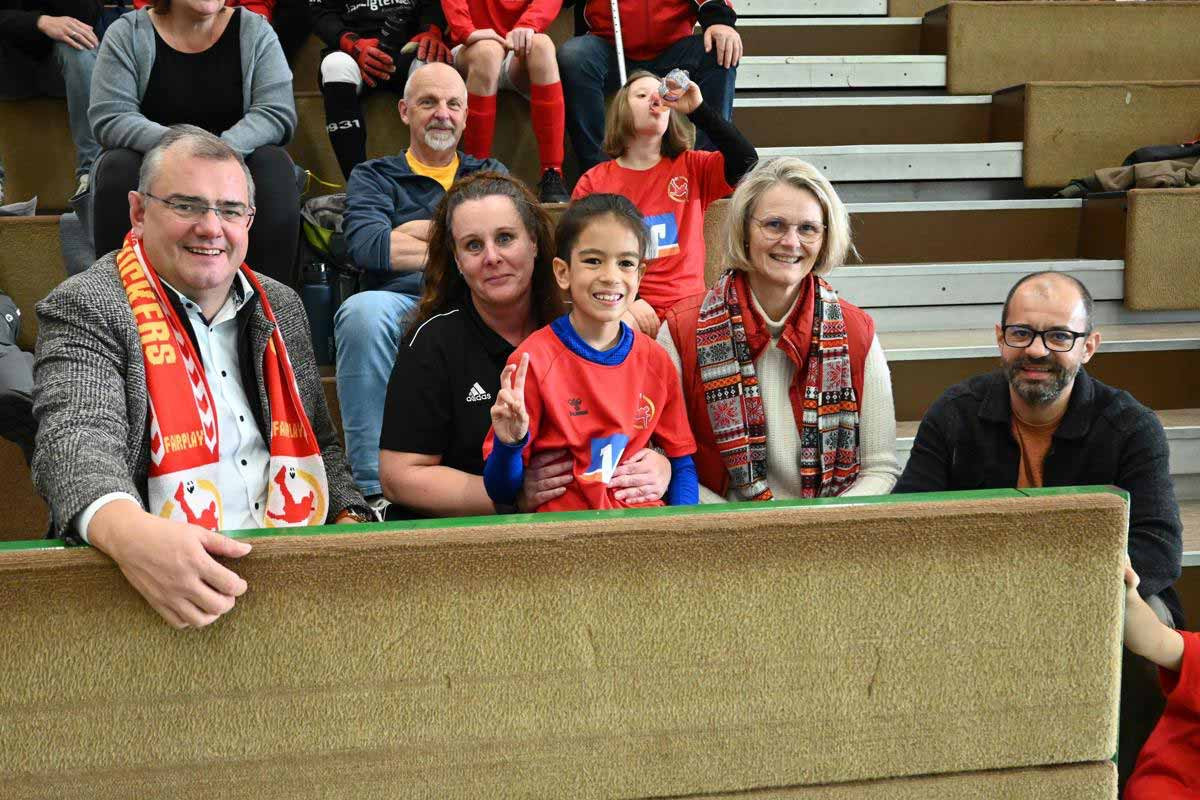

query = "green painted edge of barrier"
[0,485,1128,552]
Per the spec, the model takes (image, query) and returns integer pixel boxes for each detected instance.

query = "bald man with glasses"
[31,125,371,630]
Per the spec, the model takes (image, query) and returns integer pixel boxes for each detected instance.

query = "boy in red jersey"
[441,0,569,202]
[1124,562,1200,799]
[482,194,698,511]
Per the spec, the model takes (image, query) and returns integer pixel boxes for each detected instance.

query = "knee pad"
[320,51,364,91]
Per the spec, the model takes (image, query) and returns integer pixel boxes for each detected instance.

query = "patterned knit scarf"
[118,232,329,530]
[696,271,860,500]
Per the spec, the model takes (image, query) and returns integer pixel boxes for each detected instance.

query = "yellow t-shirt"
[405,150,459,191]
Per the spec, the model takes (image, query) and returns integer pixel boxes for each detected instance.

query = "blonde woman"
[572,69,756,336]
[657,156,900,502]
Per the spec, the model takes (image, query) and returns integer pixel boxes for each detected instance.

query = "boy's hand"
[466,28,507,47]
[703,24,742,68]
[1123,561,1185,671]
[506,27,535,56]
[491,353,530,445]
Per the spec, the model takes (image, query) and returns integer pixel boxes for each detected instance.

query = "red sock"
[464,92,497,159]
[529,81,565,173]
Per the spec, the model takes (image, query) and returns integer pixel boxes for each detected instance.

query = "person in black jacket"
[893,270,1186,790]
[0,0,101,200]
[895,270,1183,624]
[310,0,452,179]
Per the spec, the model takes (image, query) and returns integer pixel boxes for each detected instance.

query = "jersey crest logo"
[667,176,689,202]
[633,393,656,430]
[580,433,630,485]
[644,213,680,260]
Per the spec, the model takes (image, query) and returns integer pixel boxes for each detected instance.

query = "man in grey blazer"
[32,125,370,630]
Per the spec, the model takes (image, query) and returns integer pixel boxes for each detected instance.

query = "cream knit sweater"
[656,291,900,504]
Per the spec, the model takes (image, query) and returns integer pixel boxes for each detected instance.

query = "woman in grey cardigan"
[88,0,300,283]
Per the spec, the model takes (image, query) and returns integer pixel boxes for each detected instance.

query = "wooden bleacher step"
[736,55,946,90]
[734,93,994,148]
[740,17,922,56]
[736,0,886,15]
[757,142,1022,182]
[1183,500,1200,567]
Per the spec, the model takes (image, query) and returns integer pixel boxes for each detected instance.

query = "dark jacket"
[308,0,443,50]
[895,369,1183,624]
[342,150,505,295]
[32,255,368,540]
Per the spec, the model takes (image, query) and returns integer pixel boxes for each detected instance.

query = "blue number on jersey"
[644,213,680,260]
[579,433,630,484]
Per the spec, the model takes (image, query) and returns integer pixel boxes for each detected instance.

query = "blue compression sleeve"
[665,455,699,505]
[483,433,529,506]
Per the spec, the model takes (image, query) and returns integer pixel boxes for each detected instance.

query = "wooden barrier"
[1,490,1125,798]
[992,81,1200,189]
[1125,187,1200,310]
[935,1,1200,95]
[0,98,77,212]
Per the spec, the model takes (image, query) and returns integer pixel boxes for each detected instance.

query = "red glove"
[339,32,394,87]
[408,25,452,64]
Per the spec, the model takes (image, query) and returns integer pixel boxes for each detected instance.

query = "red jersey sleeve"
[515,0,564,32]
[1159,629,1199,705]
[441,0,477,45]
[646,337,698,457]
[689,148,733,208]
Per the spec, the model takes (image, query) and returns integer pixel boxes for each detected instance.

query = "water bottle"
[300,262,335,366]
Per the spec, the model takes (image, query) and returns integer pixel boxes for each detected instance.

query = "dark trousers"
[557,32,738,176]
[92,145,301,285]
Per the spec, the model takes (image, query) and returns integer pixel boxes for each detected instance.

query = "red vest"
[663,273,875,497]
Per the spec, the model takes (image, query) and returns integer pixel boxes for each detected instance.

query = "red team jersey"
[483,324,696,512]
[441,0,562,43]
[572,149,732,319]
[1126,630,1200,799]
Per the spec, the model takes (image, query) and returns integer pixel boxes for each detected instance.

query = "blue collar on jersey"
[550,314,634,366]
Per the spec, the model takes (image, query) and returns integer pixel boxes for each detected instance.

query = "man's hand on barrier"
[518,448,572,511]
[88,500,251,630]
[610,448,670,503]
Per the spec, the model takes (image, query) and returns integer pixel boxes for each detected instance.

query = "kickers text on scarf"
[118,233,328,530]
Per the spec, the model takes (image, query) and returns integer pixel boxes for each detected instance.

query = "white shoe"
[72,174,89,201]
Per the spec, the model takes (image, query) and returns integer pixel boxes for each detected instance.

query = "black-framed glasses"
[143,192,254,225]
[750,216,825,244]
[1002,324,1089,352]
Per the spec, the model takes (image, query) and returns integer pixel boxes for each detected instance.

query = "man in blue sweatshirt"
[336,61,506,511]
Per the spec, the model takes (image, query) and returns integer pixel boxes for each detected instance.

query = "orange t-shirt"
[1011,413,1063,488]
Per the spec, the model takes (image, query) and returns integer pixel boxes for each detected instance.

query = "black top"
[308,0,444,51]
[380,296,514,480]
[894,368,1184,625]
[141,8,243,136]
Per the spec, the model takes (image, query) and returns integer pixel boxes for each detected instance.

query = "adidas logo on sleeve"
[466,382,493,403]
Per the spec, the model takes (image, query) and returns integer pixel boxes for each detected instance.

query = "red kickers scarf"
[118,232,328,530]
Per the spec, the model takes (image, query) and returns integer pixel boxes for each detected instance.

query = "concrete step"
[759,142,1022,182]
[740,17,922,57]
[881,323,1200,362]
[836,259,1124,309]
[736,55,946,90]
[734,94,993,147]
[868,302,1200,334]
[735,0,886,15]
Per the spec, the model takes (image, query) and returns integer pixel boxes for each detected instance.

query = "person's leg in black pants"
[244,145,301,286]
[91,147,143,258]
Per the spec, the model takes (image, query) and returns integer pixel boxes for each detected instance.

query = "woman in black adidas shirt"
[378,172,672,518]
